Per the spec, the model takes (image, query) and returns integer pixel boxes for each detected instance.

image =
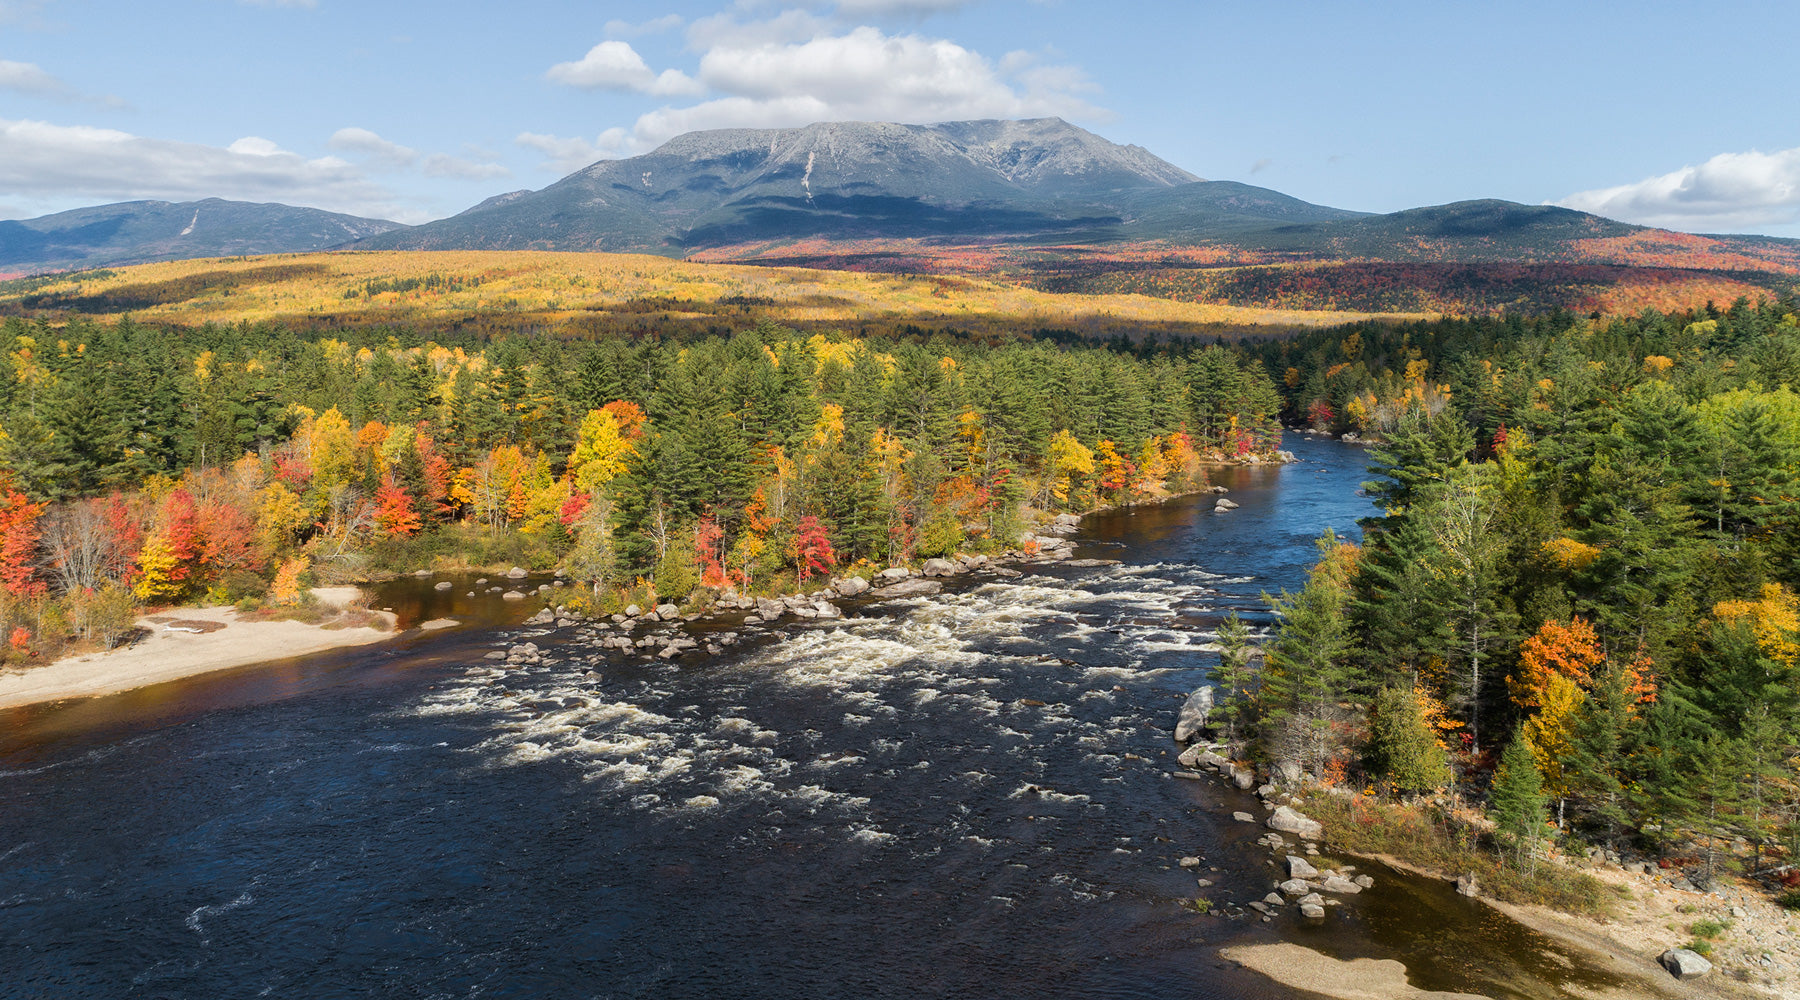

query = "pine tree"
[1260,531,1362,779]
[1211,611,1258,749]
[1491,724,1548,871]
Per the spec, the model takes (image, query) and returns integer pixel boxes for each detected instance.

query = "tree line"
[0,316,1283,659]
[1225,296,1800,887]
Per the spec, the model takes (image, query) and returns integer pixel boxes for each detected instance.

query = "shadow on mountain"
[671,194,1123,248]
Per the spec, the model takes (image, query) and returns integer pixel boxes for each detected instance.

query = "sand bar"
[0,592,399,712]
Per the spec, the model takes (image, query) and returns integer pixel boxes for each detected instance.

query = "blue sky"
[4,0,1798,236]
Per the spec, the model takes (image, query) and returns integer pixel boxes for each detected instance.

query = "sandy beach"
[0,588,400,712]
[1341,852,1782,1000]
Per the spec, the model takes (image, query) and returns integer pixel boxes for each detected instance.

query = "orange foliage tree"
[1509,617,1606,708]
[0,488,47,598]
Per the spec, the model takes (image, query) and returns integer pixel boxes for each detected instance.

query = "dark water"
[0,437,1620,999]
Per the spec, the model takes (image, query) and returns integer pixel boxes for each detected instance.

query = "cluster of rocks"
[1173,739,1369,922]
[1249,855,1375,920]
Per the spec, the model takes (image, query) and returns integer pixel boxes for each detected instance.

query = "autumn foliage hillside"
[0,250,1422,340]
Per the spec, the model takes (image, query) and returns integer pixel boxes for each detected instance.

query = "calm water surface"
[0,437,1621,999]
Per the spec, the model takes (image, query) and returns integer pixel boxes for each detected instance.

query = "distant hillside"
[10,118,1799,318]
[0,199,407,274]
[353,118,1360,253]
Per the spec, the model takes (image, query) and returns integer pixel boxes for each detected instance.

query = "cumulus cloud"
[546,41,704,97]
[327,126,416,167]
[1555,147,1800,233]
[547,23,1102,165]
[0,118,407,220]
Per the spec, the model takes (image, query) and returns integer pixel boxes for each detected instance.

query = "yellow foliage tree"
[567,408,635,496]
[1044,429,1094,508]
[1714,584,1800,668]
[133,538,184,602]
[307,407,358,494]
[1522,672,1585,816]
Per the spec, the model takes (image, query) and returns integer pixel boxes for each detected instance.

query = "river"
[0,437,1624,999]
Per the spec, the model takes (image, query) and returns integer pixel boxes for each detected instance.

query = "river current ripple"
[4,438,1491,1000]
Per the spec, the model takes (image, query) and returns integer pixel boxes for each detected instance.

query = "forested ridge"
[0,315,1282,658]
[1225,296,1800,901]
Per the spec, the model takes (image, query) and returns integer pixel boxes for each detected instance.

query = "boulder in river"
[1214,498,1239,511]
[875,567,913,583]
[1267,806,1324,840]
[921,558,961,577]
[1172,685,1214,742]
[654,603,680,619]
[1287,856,1319,880]
[833,576,870,597]
[1319,875,1361,894]
[501,590,527,601]
[1659,949,1712,980]
[1455,873,1480,897]
[871,579,944,600]
[434,581,453,591]
[505,566,529,579]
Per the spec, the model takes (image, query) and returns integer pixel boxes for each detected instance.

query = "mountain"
[354,117,1361,253]
[0,199,406,274]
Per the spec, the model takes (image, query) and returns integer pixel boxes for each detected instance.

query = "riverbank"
[1177,741,1786,999]
[0,588,399,712]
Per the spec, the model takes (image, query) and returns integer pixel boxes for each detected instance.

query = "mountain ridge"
[0,198,407,274]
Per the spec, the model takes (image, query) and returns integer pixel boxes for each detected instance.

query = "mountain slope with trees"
[0,199,407,274]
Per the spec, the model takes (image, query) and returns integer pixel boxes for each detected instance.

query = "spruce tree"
[1491,724,1548,870]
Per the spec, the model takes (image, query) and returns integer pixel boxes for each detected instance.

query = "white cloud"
[0,59,62,96]
[0,58,126,108]
[604,13,682,37]
[606,25,1100,154]
[535,18,1103,172]
[687,9,830,49]
[515,129,632,174]
[328,126,417,167]
[546,40,704,97]
[835,0,967,14]
[421,152,510,180]
[1555,147,1800,232]
[0,118,407,220]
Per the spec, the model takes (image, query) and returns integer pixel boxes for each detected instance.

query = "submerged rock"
[1319,875,1361,895]
[871,579,943,599]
